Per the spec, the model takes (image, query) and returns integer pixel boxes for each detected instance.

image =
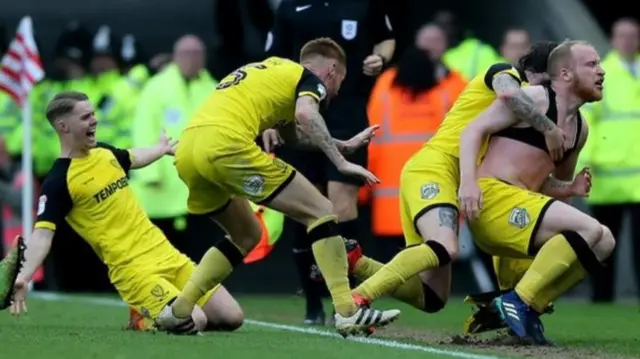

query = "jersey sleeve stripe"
[34,221,56,231]
[298,91,321,102]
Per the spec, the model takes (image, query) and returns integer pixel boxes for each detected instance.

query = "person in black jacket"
[264,0,395,325]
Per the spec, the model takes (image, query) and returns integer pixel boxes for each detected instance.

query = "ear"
[55,119,69,133]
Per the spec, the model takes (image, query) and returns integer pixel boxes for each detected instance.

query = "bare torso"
[477,113,580,191]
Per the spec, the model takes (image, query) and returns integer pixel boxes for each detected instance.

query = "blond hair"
[547,39,592,78]
[300,37,347,65]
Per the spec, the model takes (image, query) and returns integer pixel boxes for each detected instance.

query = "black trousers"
[590,203,640,302]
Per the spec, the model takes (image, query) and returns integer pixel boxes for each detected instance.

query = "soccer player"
[0,236,25,311]
[340,42,564,317]
[9,92,244,333]
[153,38,400,336]
[458,40,612,344]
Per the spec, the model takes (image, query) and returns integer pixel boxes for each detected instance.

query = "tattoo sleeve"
[294,97,347,165]
[279,123,344,151]
[492,74,556,133]
[438,207,459,234]
[540,176,573,201]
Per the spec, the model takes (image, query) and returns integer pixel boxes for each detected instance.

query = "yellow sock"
[173,241,246,318]
[531,262,587,312]
[354,256,384,280]
[354,256,426,309]
[308,215,356,317]
[493,256,533,290]
[354,244,440,302]
[515,234,577,306]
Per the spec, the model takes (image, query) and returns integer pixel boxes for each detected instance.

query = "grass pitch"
[0,293,638,359]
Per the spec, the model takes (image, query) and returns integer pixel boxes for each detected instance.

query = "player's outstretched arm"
[16,229,53,284]
[294,96,347,167]
[129,129,177,169]
[9,228,54,316]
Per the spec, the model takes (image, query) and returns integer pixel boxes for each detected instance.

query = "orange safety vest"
[3,171,44,282]
[362,67,467,236]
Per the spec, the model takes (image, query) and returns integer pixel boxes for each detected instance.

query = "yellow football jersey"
[185,57,327,142]
[427,63,527,158]
[35,143,169,269]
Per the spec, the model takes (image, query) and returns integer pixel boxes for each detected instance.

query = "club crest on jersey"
[508,207,530,228]
[341,20,358,40]
[317,84,327,100]
[151,285,166,298]
[243,175,266,197]
[37,195,47,216]
[420,183,439,200]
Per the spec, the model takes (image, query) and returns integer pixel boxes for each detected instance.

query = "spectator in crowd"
[265,0,396,326]
[581,17,640,303]
[91,25,125,145]
[102,35,170,149]
[132,35,216,258]
[499,28,531,65]
[433,10,501,81]
[364,23,466,262]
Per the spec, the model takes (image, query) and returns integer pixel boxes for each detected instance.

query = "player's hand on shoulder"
[458,180,483,220]
[339,125,380,154]
[10,279,28,317]
[262,129,284,153]
[544,126,566,162]
[570,167,592,197]
[363,54,384,76]
[336,161,380,185]
[159,129,178,156]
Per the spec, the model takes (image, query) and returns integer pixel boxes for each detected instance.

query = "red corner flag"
[0,17,44,106]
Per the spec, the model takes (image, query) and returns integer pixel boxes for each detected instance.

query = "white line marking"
[32,292,500,359]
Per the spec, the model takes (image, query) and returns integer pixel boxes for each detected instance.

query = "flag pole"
[21,93,33,244]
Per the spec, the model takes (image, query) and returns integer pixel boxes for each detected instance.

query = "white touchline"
[32,292,501,359]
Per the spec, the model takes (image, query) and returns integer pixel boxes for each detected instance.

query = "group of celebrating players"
[0,34,610,346]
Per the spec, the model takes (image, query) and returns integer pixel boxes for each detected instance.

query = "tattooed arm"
[540,176,574,200]
[293,96,348,166]
[277,121,347,153]
[492,73,557,133]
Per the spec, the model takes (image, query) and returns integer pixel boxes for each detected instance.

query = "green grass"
[0,293,638,359]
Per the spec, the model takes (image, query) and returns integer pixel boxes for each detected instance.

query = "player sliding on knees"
[9,92,244,332]
[307,42,565,325]
[458,40,612,345]
[153,38,400,337]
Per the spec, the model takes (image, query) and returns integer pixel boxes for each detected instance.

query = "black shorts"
[278,95,369,187]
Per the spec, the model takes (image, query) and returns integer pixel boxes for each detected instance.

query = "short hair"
[300,37,347,66]
[45,91,89,124]
[547,40,591,78]
[517,41,558,74]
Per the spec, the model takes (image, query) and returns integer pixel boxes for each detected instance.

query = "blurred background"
[0,0,638,324]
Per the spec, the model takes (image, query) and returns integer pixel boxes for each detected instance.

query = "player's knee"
[561,230,604,275]
[593,225,616,261]
[425,240,456,265]
[574,218,603,248]
[297,197,334,225]
[215,306,245,332]
[232,218,263,252]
